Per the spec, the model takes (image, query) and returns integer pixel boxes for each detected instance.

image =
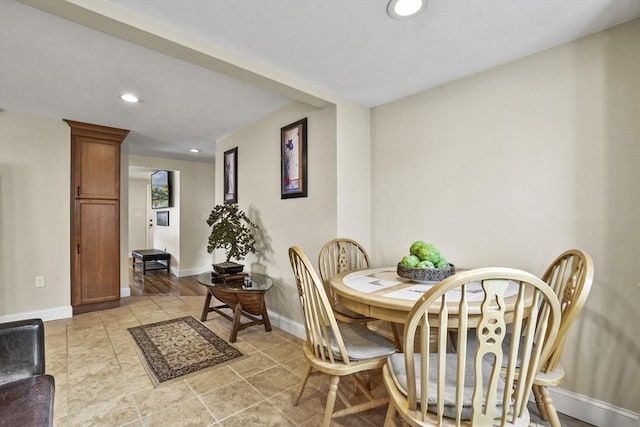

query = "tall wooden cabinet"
[65,120,129,314]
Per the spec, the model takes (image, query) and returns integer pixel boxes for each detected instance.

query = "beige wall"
[371,19,640,412]
[128,177,148,252]
[127,155,215,275]
[0,111,71,318]
[336,102,372,248]
[216,101,337,326]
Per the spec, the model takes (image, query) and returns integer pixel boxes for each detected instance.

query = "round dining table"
[329,267,531,326]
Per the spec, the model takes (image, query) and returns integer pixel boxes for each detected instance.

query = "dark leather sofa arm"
[0,318,46,385]
[0,318,54,427]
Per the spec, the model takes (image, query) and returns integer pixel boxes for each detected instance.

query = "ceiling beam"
[18,0,334,109]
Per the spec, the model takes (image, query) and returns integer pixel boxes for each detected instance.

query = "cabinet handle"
[77,186,80,197]
[77,244,80,254]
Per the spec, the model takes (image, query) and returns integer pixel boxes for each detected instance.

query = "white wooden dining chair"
[382,267,561,426]
[318,238,402,348]
[532,249,594,427]
[289,246,397,427]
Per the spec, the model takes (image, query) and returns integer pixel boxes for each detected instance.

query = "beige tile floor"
[46,295,591,426]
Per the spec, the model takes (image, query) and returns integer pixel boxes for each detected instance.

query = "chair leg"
[323,376,340,427]
[390,322,402,351]
[384,402,397,427]
[345,375,360,401]
[539,385,561,427]
[294,364,313,406]
[329,373,389,422]
[532,385,548,420]
[359,371,371,391]
[352,374,376,400]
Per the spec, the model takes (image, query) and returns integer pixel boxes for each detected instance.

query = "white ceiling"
[2,0,640,164]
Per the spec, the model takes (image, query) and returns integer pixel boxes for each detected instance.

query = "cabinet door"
[73,136,120,199]
[72,199,120,306]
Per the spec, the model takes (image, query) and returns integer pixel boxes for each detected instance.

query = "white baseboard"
[0,305,72,323]
[266,309,305,340]
[121,287,131,297]
[548,387,639,427]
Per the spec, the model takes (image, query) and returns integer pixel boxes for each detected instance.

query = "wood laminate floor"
[128,262,206,296]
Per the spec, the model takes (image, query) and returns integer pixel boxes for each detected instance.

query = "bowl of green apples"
[397,241,455,282]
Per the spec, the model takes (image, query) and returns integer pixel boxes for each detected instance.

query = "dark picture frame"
[223,147,238,204]
[156,210,169,226]
[151,170,171,209]
[281,118,308,199]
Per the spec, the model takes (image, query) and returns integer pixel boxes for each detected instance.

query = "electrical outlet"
[35,276,45,288]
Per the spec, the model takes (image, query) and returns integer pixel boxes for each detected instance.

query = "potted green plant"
[206,204,257,274]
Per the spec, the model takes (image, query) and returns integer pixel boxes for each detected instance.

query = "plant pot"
[213,261,244,275]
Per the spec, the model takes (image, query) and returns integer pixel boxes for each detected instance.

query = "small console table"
[131,249,171,275]
[197,272,272,342]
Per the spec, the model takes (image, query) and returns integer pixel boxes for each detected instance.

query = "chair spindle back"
[318,238,371,304]
[289,246,351,365]
[540,249,594,371]
[402,268,561,425]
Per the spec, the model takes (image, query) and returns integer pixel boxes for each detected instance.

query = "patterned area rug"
[128,316,243,386]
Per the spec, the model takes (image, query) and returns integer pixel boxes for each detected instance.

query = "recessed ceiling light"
[189,148,200,153]
[120,93,139,103]
[387,0,424,19]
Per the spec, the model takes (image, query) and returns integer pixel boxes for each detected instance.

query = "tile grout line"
[109,308,146,427]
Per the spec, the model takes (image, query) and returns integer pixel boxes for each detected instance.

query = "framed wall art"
[281,118,307,199]
[156,210,169,226]
[223,147,238,204]
[151,170,171,209]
